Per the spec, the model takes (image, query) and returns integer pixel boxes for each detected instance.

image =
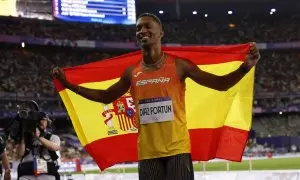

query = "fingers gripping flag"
[53,44,255,171]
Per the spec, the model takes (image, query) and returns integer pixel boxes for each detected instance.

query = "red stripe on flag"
[84,125,248,171]
[54,44,250,92]
[118,115,124,131]
[125,116,130,130]
[122,116,126,131]
[122,115,127,131]
[190,126,248,161]
[84,133,138,171]
[216,126,249,161]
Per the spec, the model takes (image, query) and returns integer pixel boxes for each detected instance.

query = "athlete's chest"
[132,67,178,89]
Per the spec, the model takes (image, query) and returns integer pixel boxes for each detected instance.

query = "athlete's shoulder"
[121,65,137,84]
[128,59,143,74]
[174,58,194,71]
[124,66,135,74]
[174,58,198,80]
[175,58,195,66]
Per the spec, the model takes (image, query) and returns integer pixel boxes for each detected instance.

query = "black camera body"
[7,100,50,143]
[18,108,42,133]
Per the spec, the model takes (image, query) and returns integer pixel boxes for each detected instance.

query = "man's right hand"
[52,67,67,85]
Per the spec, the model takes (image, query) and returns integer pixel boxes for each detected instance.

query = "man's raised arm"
[52,66,133,104]
[177,42,260,91]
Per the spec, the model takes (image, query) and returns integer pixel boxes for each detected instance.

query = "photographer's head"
[39,118,48,130]
[38,112,51,131]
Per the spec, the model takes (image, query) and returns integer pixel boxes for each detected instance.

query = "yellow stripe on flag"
[186,61,254,130]
[60,61,254,146]
[60,79,136,146]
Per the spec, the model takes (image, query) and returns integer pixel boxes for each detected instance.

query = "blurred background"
[0,0,300,177]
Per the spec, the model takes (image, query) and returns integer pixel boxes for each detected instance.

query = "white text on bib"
[139,97,174,124]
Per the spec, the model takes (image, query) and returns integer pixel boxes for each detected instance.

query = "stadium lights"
[270,8,276,15]
[228,10,233,15]
[159,10,164,14]
[204,14,208,17]
[192,11,197,15]
[229,23,236,28]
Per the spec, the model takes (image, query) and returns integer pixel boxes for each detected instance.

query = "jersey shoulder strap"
[44,132,52,140]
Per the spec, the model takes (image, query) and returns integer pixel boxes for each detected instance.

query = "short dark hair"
[137,13,162,27]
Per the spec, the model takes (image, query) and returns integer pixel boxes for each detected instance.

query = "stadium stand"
[0,14,300,44]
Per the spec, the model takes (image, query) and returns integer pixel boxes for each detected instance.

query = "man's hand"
[52,67,67,85]
[244,42,261,70]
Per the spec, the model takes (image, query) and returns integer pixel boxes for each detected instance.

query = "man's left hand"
[244,42,261,70]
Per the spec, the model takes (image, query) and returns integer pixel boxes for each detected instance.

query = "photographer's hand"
[39,137,60,151]
[34,128,44,138]
[34,128,59,151]
[1,152,11,180]
[35,128,40,137]
[4,169,11,180]
[16,137,25,159]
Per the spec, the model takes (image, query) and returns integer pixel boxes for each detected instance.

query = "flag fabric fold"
[53,43,254,171]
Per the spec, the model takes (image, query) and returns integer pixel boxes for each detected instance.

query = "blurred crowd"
[254,51,300,94]
[0,14,300,44]
[0,46,113,97]
[0,46,299,112]
[243,114,300,157]
[252,114,300,137]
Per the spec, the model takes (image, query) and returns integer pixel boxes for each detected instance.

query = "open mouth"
[138,34,151,42]
[142,36,150,41]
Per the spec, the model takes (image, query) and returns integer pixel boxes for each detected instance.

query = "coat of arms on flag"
[102,92,138,136]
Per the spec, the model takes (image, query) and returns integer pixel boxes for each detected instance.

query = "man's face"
[39,119,48,130]
[136,16,164,48]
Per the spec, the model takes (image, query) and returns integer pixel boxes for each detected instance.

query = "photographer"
[16,112,61,180]
[0,134,11,180]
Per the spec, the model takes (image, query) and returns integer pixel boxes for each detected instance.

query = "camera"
[6,100,50,143]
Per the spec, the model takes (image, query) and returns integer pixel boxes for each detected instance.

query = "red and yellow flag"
[54,44,254,171]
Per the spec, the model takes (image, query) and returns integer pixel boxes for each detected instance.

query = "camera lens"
[19,110,28,119]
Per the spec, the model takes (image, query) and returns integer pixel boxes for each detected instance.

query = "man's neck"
[142,45,162,65]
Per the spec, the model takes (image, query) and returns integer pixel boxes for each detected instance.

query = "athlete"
[52,13,260,180]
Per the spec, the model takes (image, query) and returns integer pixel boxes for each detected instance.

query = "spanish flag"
[53,44,254,171]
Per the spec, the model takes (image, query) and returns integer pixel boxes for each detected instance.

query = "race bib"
[36,158,48,174]
[139,97,174,124]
